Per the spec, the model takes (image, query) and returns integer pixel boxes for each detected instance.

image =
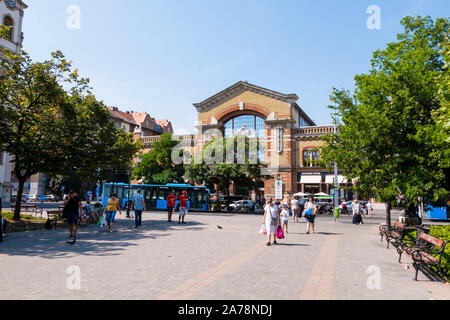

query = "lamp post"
[126,169,131,218]
[332,114,340,222]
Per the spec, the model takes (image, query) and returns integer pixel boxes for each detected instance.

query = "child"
[280,204,290,234]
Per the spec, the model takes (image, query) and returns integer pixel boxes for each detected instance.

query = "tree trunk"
[13,178,26,221]
[386,202,392,230]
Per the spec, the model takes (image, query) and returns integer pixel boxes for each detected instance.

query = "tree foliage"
[132,133,185,185]
[184,135,268,196]
[321,16,450,211]
[0,27,141,219]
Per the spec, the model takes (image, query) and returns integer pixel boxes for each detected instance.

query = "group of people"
[261,196,318,246]
[62,189,191,245]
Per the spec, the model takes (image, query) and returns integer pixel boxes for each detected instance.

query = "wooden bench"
[379,221,406,249]
[408,233,448,282]
[11,204,38,213]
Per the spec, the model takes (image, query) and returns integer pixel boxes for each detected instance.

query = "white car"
[229,200,255,212]
[28,194,38,202]
[45,195,57,202]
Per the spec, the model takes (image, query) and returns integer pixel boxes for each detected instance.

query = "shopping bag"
[277,225,285,240]
[98,215,107,228]
[259,224,267,235]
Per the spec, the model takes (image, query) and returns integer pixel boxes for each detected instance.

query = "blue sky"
[23,0,449,133]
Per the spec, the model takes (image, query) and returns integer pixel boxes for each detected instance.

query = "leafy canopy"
[321,16,450,209]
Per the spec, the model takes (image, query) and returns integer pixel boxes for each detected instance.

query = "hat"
[182,190,187,194]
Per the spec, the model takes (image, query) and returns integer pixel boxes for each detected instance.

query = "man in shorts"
[64,190,82,245]
[178,190,188,224]
[166,190,177,222]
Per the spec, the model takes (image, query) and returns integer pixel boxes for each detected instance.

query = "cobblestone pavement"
[0,210,448,300]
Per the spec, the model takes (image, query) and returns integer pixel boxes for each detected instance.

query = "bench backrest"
[393,221,405,229]
[420,233,445,248]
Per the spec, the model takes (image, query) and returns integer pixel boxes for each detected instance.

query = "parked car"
[229,200,255,212]
[10,195,27,204]
[28,194,38,202]
[45,194,57,202]
[219,195,245,211]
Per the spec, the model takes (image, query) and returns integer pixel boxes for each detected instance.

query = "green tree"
[132,133,184,185]
[321,16,450,225]
[0,30,141,220]
[184,134,268,196]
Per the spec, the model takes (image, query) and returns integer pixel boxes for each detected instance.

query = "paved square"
[0,210,448,300]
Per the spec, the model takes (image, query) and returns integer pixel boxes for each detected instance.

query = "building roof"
[194,80,299,112]
[131,112,150,126]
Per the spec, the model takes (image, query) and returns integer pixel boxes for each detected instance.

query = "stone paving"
[0,209,448,300]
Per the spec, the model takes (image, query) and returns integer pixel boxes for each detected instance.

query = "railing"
[296,126,336,136]
[140,134,196,147]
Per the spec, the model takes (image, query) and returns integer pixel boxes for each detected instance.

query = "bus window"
[104,185,112,197]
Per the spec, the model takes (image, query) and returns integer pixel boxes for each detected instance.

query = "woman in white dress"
[262,198,280,246]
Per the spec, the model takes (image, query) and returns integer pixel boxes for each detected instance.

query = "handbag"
[277,225,285,240]
[259,224,267,235]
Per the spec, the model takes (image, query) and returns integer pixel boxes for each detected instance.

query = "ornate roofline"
[193,81,298,112]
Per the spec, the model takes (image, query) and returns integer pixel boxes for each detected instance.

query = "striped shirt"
[133,193,145,211]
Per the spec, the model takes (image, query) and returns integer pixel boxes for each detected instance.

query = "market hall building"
[141,81,356,201]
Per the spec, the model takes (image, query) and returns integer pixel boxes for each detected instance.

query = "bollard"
[335,207,340,219]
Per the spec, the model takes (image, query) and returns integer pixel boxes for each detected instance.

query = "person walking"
[280,204,290,235]
[178,190,189,224]
[291,196,300,223]
[367,201,373,217]
[64,190,82,245]
[351,199,363,225]
[132,189,146,229]
[262,198,280,246]
[342,200,348,215]
[304,196,317,234]
[166,190,177,222]
[103,193,121,232]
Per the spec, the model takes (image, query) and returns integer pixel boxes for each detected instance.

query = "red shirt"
[179,195,188,207]
[166,195,177,208]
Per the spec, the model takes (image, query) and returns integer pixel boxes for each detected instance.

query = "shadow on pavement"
[0,219,206,259]
[275,243,310,247]
[315,232,343,236]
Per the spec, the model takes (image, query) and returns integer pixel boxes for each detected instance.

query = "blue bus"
[101,183,211,212]
[424,196,449,221]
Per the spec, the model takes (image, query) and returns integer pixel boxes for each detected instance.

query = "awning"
[325,175,348,184]
[300,175,322,184]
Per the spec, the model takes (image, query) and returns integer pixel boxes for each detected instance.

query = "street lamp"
[332,113,340,222]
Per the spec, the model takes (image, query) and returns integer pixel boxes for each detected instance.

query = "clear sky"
[23,0,449,134]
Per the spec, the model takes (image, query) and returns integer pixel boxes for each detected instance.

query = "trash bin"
[335,207,340,219]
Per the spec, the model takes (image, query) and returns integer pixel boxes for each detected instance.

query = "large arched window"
[3,16,14,41]
[224,115,265,138]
